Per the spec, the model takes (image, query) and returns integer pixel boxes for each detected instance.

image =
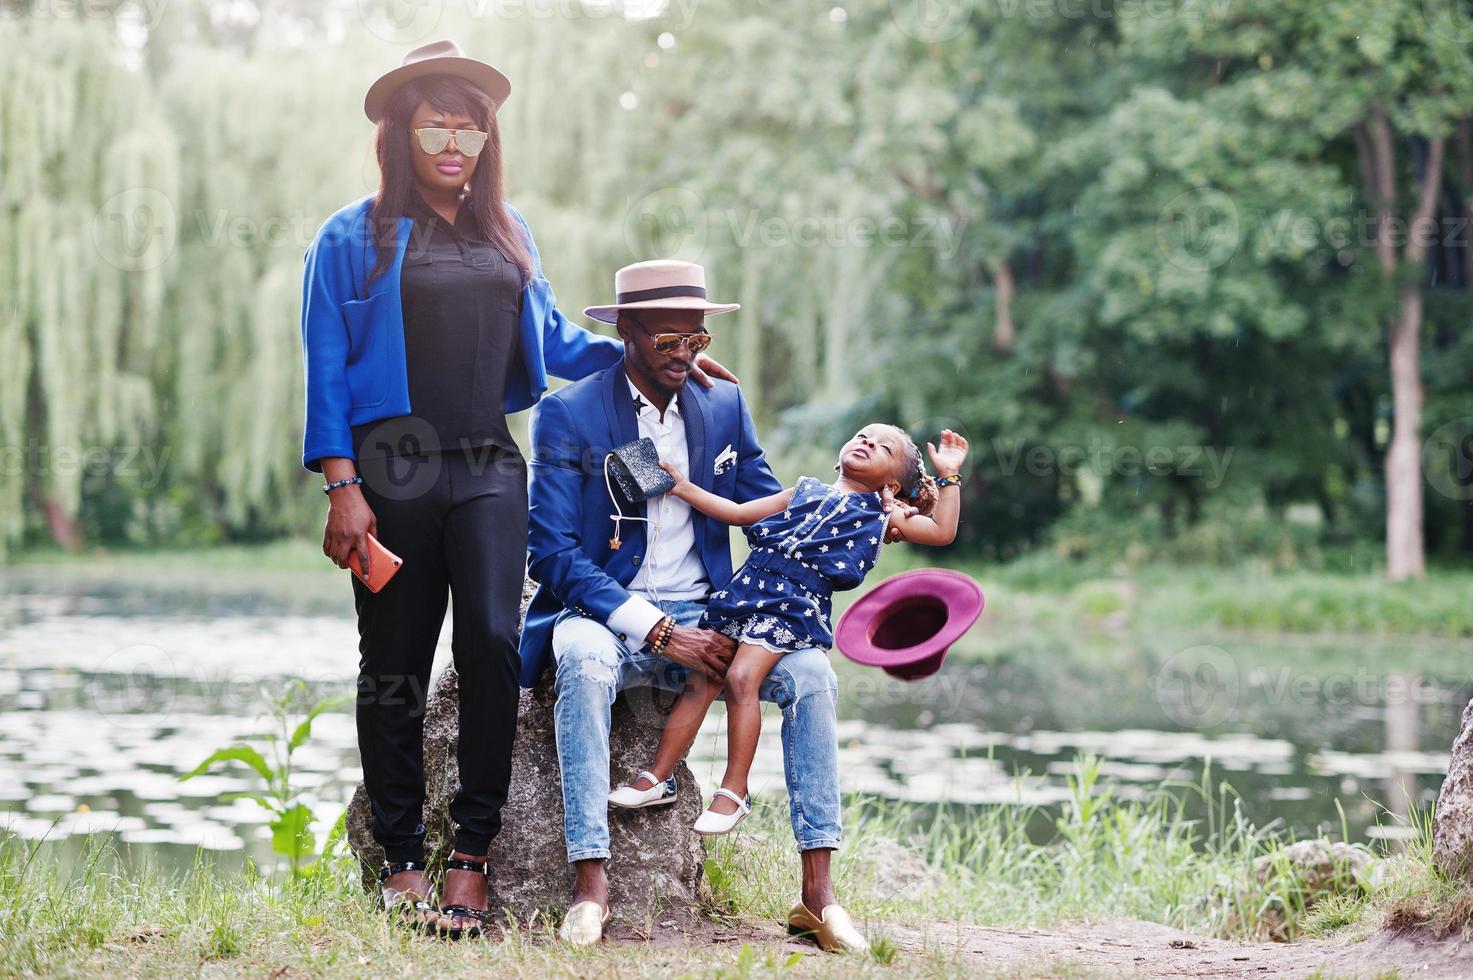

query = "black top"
[351,189,523,461]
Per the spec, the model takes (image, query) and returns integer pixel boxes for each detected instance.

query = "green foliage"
[702,753,1366,941]
[868,934,900,965]
[1,785,1466,975]
[180,681,351,878]
[713,943,805,978]
[4,1,1473,568]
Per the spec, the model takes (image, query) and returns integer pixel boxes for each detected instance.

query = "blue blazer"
[519,358,783,687]
[298,193,622,471]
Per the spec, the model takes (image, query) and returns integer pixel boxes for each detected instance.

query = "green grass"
[3,756,1463,977]
[855,548,1473,644]
[1297,809,1473,944]
[0,839,937,978]
[8,538,327,572]
[709,756,1328,939]
[11,539,1472,640]
[1151,569,1473,638]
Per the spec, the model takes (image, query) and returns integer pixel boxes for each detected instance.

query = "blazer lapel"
[680,380,713,491]
[600,358,639,447]
[600,360,648,522]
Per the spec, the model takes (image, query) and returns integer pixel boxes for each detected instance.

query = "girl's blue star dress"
[699,476,890,653]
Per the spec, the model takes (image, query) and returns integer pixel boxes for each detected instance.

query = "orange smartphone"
[346,533,403,593]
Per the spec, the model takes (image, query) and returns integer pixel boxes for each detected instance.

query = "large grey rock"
[1434,696,1473,880]
[346,580,706,925]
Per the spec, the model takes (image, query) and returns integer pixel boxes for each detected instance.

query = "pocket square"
[713,444,737,475]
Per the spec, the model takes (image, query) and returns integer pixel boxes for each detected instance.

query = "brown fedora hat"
[583,260,740,324]
[364,38,511,123]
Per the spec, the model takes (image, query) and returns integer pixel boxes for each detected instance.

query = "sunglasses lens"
[415,128,450,154]
[650,332,711,354]
[455,129,487,156]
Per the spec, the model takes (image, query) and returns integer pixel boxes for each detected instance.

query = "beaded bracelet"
[936,473,962,490]
[323,476,364,495]
[650,616,675,656]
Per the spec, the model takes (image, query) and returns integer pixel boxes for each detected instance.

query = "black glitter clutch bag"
[607,437,675,503]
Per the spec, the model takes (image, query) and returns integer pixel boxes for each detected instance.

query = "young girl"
[608,425,969,833]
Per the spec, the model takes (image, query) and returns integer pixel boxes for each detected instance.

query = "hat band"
[615,284,707,305]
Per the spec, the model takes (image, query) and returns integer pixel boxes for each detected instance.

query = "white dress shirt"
[604,375,711,645]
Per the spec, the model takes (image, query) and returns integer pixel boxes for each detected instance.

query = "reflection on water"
[0,571,1466,869]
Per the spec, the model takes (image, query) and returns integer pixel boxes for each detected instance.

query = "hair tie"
[905,483,922,502]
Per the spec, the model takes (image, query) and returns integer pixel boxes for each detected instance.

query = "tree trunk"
[1366,107,1444,581]
[42,496,83,552]
[1385,285,1427,580]
[1457,118,1473,292]
[991,258,1016,352]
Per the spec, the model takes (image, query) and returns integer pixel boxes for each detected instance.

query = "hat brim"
[834,569,984,680]
[583,298,740,324]
[365,58,512,123]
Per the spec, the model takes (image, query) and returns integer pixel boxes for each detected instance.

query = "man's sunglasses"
[409,127,488,157]
[631,317,713,355]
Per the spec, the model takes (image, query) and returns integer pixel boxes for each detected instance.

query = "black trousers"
[351,446,528,862]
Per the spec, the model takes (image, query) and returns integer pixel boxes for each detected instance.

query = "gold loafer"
[557,899,610,946]
[786,900,869,953]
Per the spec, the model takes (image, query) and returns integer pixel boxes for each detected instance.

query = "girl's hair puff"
[896,431,939,516]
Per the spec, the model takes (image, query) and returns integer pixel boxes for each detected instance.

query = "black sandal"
[436,857,490,940]
[378,860,438,931]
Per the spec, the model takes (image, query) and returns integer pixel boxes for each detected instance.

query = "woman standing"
[300,39,733,937]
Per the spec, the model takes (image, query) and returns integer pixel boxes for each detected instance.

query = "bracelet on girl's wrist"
[323,475,364,495]
[936,473,962,489]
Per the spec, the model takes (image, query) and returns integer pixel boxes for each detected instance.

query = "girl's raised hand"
[927,429,969,475]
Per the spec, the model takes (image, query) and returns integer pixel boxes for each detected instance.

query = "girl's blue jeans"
[551,597,843,862]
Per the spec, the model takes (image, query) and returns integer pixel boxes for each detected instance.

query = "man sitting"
[520,260,868,952]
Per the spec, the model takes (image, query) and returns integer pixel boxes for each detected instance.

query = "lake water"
[1,562,1465,871]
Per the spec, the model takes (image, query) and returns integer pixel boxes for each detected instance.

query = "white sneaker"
[608,770,678,809]
[692,788,752,836]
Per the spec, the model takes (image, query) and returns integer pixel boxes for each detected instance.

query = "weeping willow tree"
[0,6,711,556]
[1,21,172,557]
[0,15,369,553]
[0,4,964,558]
[154,45,363,539]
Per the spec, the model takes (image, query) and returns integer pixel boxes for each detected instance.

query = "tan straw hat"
[363,39,511,123]
[583,260,740,324]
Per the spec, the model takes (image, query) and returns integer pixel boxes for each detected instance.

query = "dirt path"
[881,919,1472,978]
[613,914,1472,978]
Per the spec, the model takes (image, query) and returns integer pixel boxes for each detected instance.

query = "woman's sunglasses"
[409,127,488,157]
[633,318,713,355]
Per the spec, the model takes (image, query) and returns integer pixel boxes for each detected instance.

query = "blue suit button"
[631,555,641,565]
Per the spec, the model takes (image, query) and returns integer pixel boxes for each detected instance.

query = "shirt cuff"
[605,595,666,647]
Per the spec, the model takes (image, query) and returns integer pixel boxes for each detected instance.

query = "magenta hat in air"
[834,569,984,680]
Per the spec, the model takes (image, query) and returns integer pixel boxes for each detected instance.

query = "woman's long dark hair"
[365,73,534,291]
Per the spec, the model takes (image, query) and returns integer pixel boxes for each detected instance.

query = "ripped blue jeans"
[551,598,842,863]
